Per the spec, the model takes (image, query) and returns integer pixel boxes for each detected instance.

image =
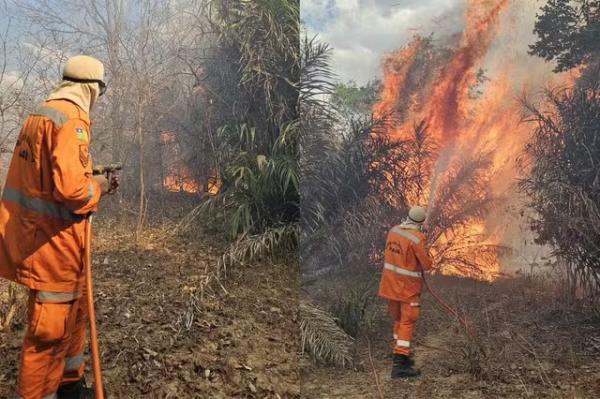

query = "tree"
[529,0,600,72]
[13,0,200,235]
[0,3,46,183]
[520,81,600,298]
[180,0,301,265]
[330,80,380,118]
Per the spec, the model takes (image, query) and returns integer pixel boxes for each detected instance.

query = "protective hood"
[46,80,100,115]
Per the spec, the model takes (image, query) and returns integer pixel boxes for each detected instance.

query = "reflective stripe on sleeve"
[37,290,81,303]
[391,227,421,244]
[384,263,422,278]
[396,339,410,348]
[410,302,421,307]
[32,106,68,129]
[64,353,85,371]
[2,188,84,221]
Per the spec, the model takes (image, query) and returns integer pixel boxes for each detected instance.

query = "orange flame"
[426,0,509,142]
[373,36,424,119]
[163,167,201,193]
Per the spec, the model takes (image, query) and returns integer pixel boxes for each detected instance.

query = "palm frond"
[300,300,355,368]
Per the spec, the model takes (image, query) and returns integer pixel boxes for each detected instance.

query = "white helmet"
[408,206,427,223]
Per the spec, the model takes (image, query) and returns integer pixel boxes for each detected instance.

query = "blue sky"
[302,0,465,84]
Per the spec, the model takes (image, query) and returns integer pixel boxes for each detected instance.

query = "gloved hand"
[92,174,109,194]
[108,174,119,194]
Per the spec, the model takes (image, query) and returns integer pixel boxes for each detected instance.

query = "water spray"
[424,141,456,228]
[422,142,478,339]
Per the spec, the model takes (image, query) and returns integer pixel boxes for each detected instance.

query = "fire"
[163,167,201,193]
[373,36,424,119]
[160,131,221,195]
[426,0,508,142]
[373,0,574,279]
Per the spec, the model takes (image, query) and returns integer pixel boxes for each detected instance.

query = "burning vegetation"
[160,131,222,195]
[370,0,579,280]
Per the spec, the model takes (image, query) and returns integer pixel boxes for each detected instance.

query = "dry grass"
[302,271,600,398]
[0,219,300,398]
[0,282,27,332]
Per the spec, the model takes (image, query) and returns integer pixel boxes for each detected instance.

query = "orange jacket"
[0,99,101,293]
[378,223,433,302]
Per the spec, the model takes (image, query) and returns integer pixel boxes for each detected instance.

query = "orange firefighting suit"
[378,222,432,356]
[0,98,101,398]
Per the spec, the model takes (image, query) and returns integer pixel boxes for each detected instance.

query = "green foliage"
[329,280,377,337]
[299,40,410,272]
[330,80,380,117]
[193,0,300,264]
[530,0,600,72]
[221,122,299,239]
[207,0,300,151]
[299,37,435,274]
[300,112,432,274]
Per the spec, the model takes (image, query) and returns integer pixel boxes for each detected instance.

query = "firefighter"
[0,55,117,399]
[378,206,433,378]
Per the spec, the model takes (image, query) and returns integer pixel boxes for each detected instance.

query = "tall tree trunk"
[136,99,145,239]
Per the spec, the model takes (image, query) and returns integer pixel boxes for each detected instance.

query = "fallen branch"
[0,303,17,331]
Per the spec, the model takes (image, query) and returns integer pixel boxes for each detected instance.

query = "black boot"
[57,378,97,399]
[391,354,420,379]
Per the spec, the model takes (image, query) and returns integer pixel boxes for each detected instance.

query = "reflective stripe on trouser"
[17,288,88,398]
[388,300,421,356]
[37,290,81,303]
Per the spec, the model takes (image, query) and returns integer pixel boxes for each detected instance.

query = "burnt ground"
[0,220,299,398]
[302,274,600,399]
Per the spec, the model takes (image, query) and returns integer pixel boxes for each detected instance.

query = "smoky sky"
[302,0,465,84]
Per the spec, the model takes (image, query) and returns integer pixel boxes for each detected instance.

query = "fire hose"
[85,163,121,399]
[84,215,104,399]
[418,221,477,339]
[421,271,477,338]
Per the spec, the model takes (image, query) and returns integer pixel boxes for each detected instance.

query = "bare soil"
[302,274,600,398]
[0,220,299,398]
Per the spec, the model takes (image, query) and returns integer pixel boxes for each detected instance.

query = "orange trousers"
[388,299,420,356]
[17,288,88,399]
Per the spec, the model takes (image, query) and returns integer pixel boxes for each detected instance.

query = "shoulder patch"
[75,127,88,142]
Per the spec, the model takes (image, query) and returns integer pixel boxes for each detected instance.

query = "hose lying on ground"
[421,273,477,338]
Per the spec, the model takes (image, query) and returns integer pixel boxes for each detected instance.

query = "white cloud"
[303,0,465,84]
